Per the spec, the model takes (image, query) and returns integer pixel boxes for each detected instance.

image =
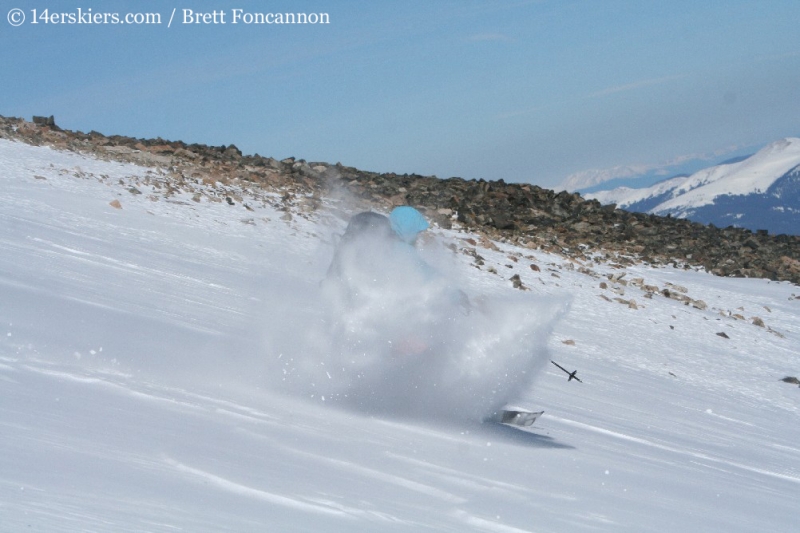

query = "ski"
[496,409,544,427]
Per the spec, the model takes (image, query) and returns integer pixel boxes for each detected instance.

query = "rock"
[150,144,174,154]
[752,317,765,327]
[769,327,786,338]
[463,247,485,266]
[510,274,528,290]
[479,234,500,251]
[665,282,688,293]
[780,376,800,385]
[32,115,56,126]
[662,288,689,303]
[109,199,122,209]
[224,144,242,158]
[2,112,799,286]
[716,331,730,339]
[102,145,134,154]
[691,300,708,310]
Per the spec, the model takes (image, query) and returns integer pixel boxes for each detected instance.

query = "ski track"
[164,458,355,518]
[549,415,800,485]
[1,138,800,532]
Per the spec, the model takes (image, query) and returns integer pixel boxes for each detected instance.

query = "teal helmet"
[389,206,429,243]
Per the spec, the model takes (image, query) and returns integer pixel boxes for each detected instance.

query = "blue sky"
[3,0,799,189]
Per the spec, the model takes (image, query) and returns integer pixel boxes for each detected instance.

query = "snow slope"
[588,138,800,233]
[1,138,799,532]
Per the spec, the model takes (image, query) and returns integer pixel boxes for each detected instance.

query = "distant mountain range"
[586,138,800,235]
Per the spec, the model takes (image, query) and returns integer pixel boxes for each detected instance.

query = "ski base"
[493,409,544,427]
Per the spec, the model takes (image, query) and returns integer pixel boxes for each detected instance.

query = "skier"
[325,206,467,305]
[322,206,469,353]
[324,210,395,282]
[324,206,432,290]
[321,208,546,425]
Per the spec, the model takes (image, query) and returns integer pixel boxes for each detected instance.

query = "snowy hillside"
[2,138,799,532]
[588,138,800,234]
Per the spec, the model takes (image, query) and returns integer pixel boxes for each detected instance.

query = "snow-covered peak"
[585,138,800,223]
[657,137,800,212]
[589,175,689,207]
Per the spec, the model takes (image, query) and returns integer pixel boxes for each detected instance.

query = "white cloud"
[588,74,687,98]
[560,165,651,191]
[559,144,744,191]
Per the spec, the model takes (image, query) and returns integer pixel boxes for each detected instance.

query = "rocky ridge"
[2,114,798,285]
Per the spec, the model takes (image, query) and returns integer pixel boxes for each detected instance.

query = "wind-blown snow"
[1,138,799,532]
[259,228,567,422]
